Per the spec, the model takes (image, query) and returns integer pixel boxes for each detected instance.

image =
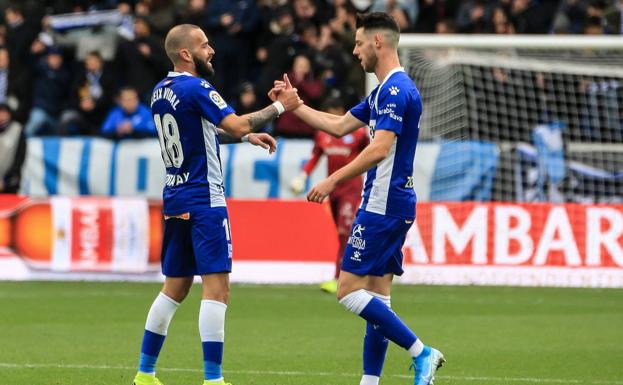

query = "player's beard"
[362,54,378,73]
[193,54,214,78]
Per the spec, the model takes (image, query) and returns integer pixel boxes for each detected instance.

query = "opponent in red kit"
[290,97,369,294]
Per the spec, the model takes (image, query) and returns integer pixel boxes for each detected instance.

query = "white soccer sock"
[366,291,391,308]
[145,292,180,335]
[199,300,227,342]
[360,374,380,385]
[339,289,374,315]
[408,339,425,357]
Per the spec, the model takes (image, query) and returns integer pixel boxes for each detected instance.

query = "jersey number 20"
[154,113,184,168]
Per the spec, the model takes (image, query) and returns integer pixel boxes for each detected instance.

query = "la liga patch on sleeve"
[209,90,228,110]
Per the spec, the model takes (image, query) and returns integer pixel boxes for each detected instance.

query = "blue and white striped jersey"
[151,71,235,215]
[349,67,422,219]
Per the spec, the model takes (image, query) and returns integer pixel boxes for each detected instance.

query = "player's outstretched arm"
[270,76,364,138]
[307,130,396,203]
[219,84,302,138]
[295,105,364,138]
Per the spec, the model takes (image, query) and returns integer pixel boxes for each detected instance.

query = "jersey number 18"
[154,113,184,168]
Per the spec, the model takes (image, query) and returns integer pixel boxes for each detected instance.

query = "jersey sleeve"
[349,95,371,125]
[374,82,409,135]
[194,81,235,126]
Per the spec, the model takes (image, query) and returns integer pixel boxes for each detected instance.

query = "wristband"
[241,134,250,143]
[272,101,285,116]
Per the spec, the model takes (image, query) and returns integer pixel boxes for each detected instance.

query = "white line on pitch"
[0,362,622,384]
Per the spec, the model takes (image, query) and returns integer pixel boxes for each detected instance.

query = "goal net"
[386,35,623,204]
[378,35,623,283]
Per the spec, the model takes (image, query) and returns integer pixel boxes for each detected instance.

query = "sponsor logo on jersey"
[165,172,190,187]
[389,86,400,95]
[343,134,354,144]
[348,224,366,250]
[200,80,211,88]
[209,90,228,109]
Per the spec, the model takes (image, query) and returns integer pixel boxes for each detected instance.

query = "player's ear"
[374,33,382,48]
[179,48,192,63]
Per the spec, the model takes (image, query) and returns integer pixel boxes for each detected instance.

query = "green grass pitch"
[0,282,622,385]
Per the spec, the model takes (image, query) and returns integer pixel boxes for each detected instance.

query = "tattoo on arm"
[217,128,240,144]
[245,105,279,131]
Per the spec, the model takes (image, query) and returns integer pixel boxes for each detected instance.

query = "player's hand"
[267,82,285,102]
[290,172,308,195]
[277,75,303,111]
[247,133,277,154]
[307,177,337,203]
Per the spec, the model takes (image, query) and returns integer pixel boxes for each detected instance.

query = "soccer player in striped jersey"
[132,24,301,385]
[271,12,445,385]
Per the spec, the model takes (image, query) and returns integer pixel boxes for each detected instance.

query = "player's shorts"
[161,206,232,277]
[330,192,361,235]
[341,209,413,277]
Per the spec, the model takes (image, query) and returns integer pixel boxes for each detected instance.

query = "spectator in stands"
[205,0,259,102]
[604,0,622,34]
[61,51,115,135]
[101,86,156,139]
[0,46,10,105]
[274,54,324,137]
[24,46,70,136]
[291,0,329,28]
[115,17,170,104]
[233,81,260,115]
[456,0,493,32]
[436,18,459,33]
[256,6,299,103]
[4,3,39,123]
[176,0,209,30]
[39,7,119,62]
[0,103,25,194]
[492,6,516,34]
[135,0,177,37]
[584,15,605,34]
[509,0,559,34]
[414,0,463,33]
[370,0,417,31]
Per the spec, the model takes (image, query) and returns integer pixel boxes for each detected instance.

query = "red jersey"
[303,128,369,194]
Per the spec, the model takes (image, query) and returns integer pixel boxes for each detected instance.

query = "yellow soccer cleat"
[319,279,338,294]
[133,372,164,385]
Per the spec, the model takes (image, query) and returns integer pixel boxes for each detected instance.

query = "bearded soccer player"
[290,97,369,294]
[272,12,445,385]
[132,24,301,385]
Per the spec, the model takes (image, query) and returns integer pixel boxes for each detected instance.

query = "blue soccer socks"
[199,300,227,381]
[362,291,391,382]
[340,289,419,351]
[138,292,180,374]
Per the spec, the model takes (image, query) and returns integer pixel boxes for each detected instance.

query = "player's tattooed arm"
[243,105,279,131]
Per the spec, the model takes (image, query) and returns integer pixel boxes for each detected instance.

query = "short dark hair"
[356,12,400,34]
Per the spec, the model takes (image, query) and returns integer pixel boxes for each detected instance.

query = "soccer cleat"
[203,380,232,385]
[133,372,164,385]
[410,346,446,385]
[319,279,338,294]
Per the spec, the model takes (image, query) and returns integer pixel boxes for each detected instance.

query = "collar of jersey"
[168,71,194,77]
[373,66,405,113]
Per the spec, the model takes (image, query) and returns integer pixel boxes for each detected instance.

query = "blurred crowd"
[0,0,620,142]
